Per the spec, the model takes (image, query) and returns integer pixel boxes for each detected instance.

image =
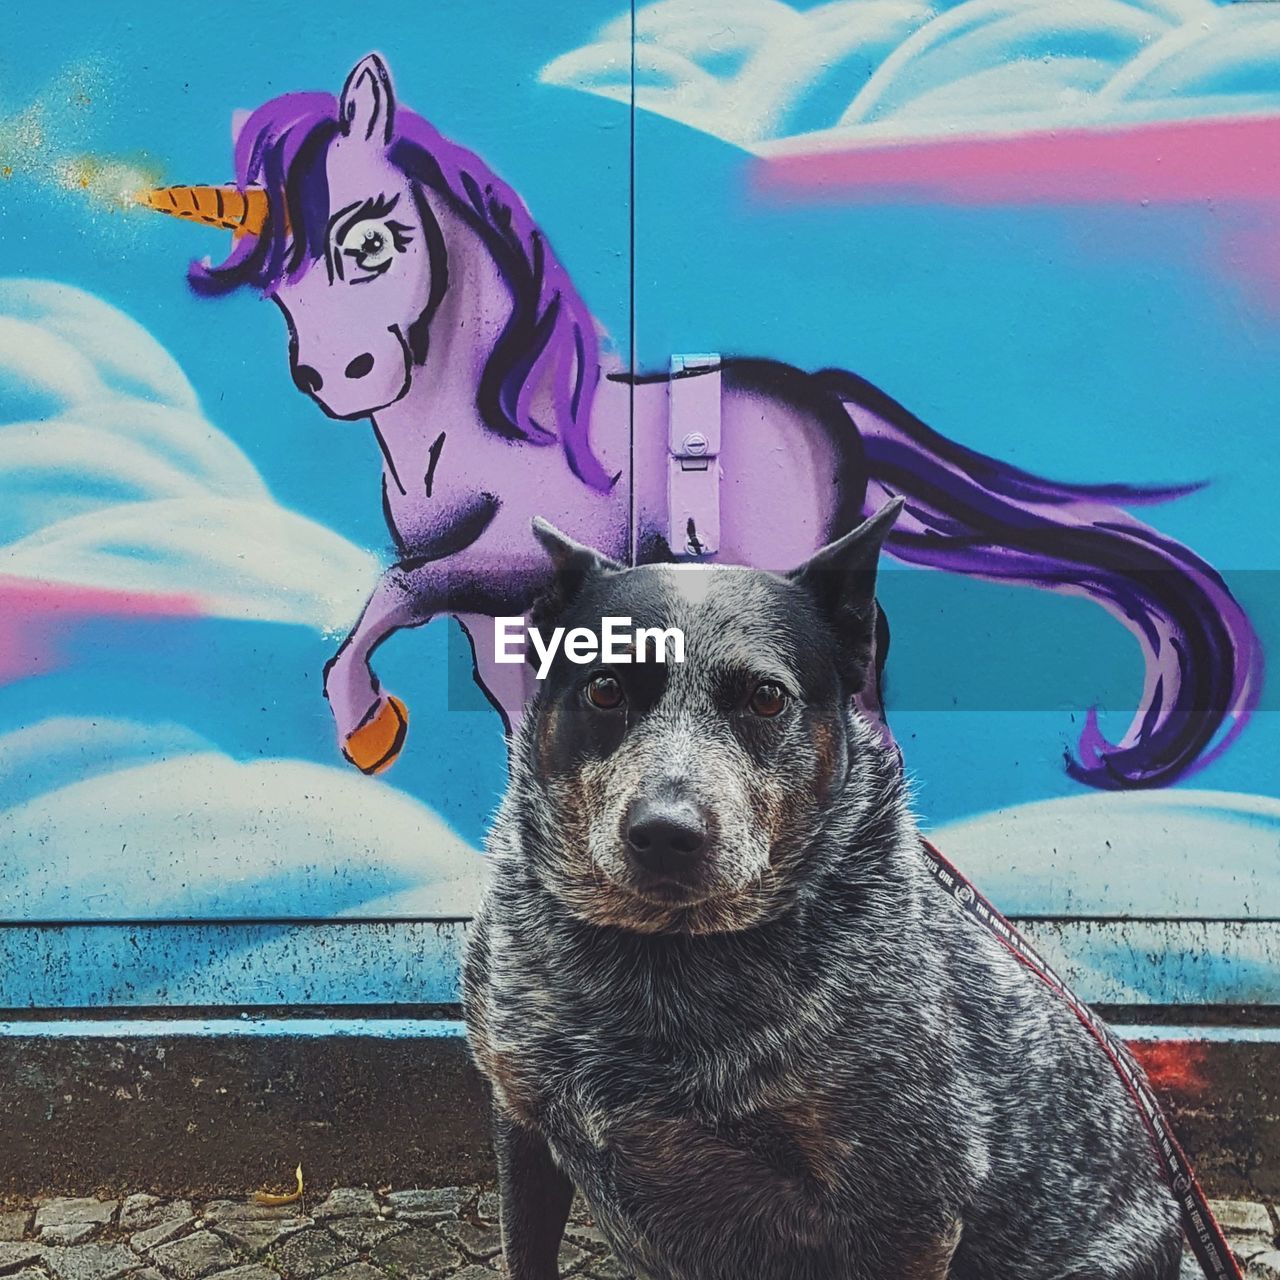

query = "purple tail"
[815,368,1263,790]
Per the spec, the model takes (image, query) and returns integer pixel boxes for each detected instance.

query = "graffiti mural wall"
[1,0,1276,1008]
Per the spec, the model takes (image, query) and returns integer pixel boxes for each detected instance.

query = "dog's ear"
[788,497,904,680]
[531,517,620,577]
[529,518,622,628]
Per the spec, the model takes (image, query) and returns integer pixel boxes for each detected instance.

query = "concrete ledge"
[1126,1036,1280,1201]
[0,1013,1276,1199]
[0,1020,492,1197]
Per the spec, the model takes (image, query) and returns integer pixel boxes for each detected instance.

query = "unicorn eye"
[338,217,413,279]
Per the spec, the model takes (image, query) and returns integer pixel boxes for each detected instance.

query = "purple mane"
[189,90,611,491]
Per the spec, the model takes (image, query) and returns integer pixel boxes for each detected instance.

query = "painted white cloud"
[4,718,1273,999]
[0,716,484,921]
[545,0,932,146]
[930,788,1280,1002]
[0,279,380,633]
[544,0,1280,152]
[930,788,1280,917]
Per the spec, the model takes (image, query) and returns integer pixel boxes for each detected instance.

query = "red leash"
[920,838,1243,1279]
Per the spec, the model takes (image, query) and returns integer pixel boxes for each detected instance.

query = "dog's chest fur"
[473,904,827,1141]
[482,999,843,1199]
[465,850,988,1277]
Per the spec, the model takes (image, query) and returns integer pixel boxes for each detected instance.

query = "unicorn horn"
[134,184,271,238]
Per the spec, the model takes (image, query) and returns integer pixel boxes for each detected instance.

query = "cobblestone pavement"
[0,1188,1276,1278]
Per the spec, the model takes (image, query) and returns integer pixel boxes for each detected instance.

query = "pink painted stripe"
[753,114,1280,206]
[0,576,201,685]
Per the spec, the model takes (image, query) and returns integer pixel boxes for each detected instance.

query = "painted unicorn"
[142,53,1260,788]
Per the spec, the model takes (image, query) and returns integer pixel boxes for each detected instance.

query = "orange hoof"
[343,696,409,775]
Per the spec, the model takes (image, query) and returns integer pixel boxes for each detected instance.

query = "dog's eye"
[748,682,788,717]
[586,674,625,711]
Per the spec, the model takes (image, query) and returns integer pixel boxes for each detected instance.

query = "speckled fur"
[463,512,1183,1280]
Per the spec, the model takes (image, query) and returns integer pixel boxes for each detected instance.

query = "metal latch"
[668,354,721,558]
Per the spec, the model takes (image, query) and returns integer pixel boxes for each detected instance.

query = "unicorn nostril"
[293,364,323,394]
[345,353,375,380]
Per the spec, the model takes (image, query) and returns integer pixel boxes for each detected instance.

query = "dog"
[462,500,1184,1280]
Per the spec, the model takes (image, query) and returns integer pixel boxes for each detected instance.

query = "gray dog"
[463,500,1183,1280]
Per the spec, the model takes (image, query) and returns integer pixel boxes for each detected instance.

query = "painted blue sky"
[1,0,1277,926]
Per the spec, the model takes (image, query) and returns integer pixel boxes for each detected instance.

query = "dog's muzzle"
[623,788,710,891]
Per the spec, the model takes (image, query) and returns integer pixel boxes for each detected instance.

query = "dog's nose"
[293,364,324,393]
[625,795,708,878]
